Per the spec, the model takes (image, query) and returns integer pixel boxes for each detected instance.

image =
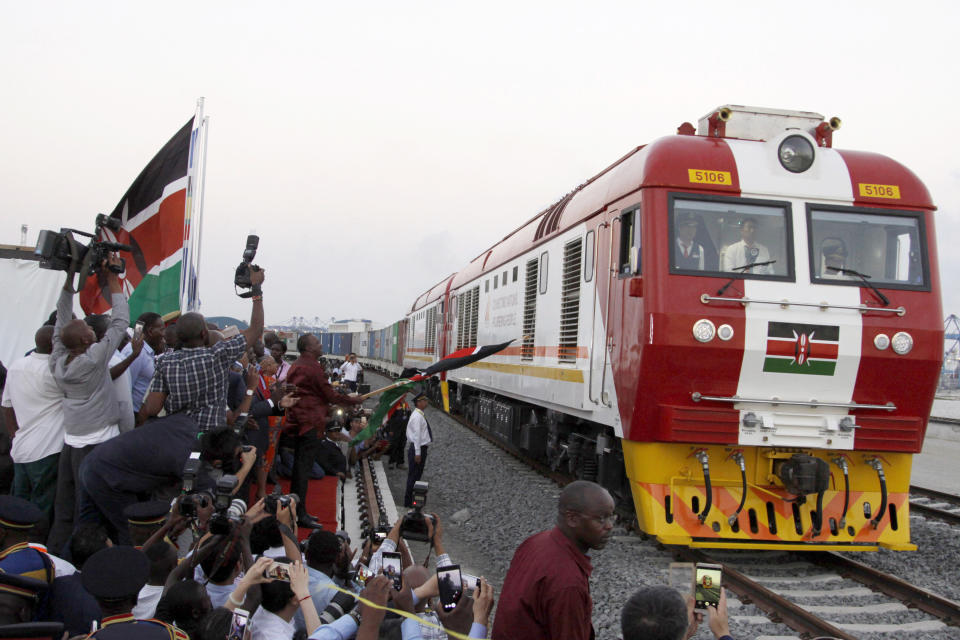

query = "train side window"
[513,266,518,282]
[485,280,490,292]
[584,230,595,282]
[503,270,508,285]
[494,275,498,289]
[539,252,549,294]
[618,207,641,276]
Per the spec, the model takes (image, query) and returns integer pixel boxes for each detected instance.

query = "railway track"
[671,547,960,638]
[910,485,960,526]
[928,415,960,425]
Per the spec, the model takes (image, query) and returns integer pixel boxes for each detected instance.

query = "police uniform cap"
[413,392,428,402]
[123,500,170,527]
[0,570,48,599]
[80,546,149,599]
[0,496,43,530]
[678,211,698,226]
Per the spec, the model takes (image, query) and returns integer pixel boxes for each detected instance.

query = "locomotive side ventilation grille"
[558,237,582,363]
[457,286,479,350]
[425,306,437,354]
[522,258,539,360]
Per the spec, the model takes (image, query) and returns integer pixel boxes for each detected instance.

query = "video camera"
[400,481,436,542]
[234,234,262,298]
[209,475,246,535]
[35,213,129,281]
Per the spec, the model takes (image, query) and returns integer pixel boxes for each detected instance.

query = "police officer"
[81,546,187,639]
[0,497,54,587]
[0,571,51,626]
[123,501,171,550]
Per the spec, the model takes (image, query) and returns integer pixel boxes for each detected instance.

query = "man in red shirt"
[285,334,362,528]
[492,480,615,640]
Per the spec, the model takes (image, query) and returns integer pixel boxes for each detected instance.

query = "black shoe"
[297,515,323,529]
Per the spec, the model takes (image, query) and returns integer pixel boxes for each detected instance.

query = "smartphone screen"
[694,563,722,609]
[134,320,144,339]
[381,551,402,590]
[265,562,291,582]
[437,564,463,612]
[227,608,249,640]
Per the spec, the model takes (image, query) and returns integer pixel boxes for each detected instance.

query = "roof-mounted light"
[778,135,815,173]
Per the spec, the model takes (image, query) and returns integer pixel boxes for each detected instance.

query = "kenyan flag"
[763,322,839,375]
[79,117,195,321]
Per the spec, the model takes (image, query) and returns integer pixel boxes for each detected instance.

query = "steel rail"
[909,485,960,526]
[807,551,960,627]
[928,415,960,425]
[668,547,857,640]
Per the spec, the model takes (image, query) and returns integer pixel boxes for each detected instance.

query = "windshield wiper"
[716,260,777,295]
[826,266,889,306]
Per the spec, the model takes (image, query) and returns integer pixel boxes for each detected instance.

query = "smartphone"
[381,551,402,590]
[461,571,481,589]
[264,561,291,581]
[227,608,249,640]
[694,562,722,609]
[437,564,463,612]
[134,320,145,340]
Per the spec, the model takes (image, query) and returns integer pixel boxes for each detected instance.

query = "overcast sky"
[2,0,958,328]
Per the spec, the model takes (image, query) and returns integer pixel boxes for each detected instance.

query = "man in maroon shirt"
[285,333,362,528]
[492,480,615,640]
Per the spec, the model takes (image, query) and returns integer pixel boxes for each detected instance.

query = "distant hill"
[207,316,248,330]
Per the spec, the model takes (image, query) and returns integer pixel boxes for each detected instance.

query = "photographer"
[137,264,266,432]
[621,586,733,640]
[48,253,128,554]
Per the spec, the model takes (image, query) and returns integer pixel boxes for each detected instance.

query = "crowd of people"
[0,254,752,640]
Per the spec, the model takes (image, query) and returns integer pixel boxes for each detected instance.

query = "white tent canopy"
[0,258,81,368]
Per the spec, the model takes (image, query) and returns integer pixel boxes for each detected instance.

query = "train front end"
[620,106,941,550]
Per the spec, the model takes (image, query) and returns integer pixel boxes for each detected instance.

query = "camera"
[234,234,262,297]
[178,453,210,518]
[264,487,299,516]
[400,481,436,542]
[35,213,129,279]
[209,475,246,535]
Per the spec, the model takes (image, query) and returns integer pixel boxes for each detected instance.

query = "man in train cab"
[819,237,850,279]
[285,334,363,529]
[137,265,265,432]
[721,216,772,274]
[620,585,733,640]
[492,480,614,640]
[674,212,705,270]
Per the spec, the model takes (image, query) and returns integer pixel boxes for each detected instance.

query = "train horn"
[828,116,842,130]
[717,108,732,122]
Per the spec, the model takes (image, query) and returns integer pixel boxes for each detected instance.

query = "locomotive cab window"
[618,207,641,276]
[807,206,929,290]
[669,194,794,281]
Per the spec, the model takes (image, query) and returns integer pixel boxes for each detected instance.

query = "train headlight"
[874,334,890,350]
[778,135,815,173]
[717,324,734,341]
[693,319,716,343]
[891,332,913,355]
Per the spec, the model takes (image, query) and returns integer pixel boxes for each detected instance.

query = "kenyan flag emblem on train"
[763,322,839,375]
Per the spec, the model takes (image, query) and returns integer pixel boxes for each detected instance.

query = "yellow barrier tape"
[318,582,475,640]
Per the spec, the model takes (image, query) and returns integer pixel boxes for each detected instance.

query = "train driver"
[721,216,772,274]
[819,237,850,279]
[674,212,705,270]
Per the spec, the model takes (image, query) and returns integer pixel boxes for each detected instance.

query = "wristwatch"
[348,608,362,626]
[245,389,254,396]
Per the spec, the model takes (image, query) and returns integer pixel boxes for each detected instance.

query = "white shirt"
[1,353,65,463]
[721,240,772,274]
[28,544,75,577]
[110,350,135,432]
[132,584,164,619]
[341,361,362,382]
[251,606,296,640]
[406,408,432,455]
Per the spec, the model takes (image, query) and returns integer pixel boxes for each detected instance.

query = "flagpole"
[190,113,210,311]
[357,379,412,401]
[181,99,203,314]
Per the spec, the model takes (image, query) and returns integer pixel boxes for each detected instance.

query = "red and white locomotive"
[401,105,942,550]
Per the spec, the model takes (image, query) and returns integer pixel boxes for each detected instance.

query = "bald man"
[138,267,265,432]
[492,480,615,640]
[48,254,128,554]
[1,325,65,523]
